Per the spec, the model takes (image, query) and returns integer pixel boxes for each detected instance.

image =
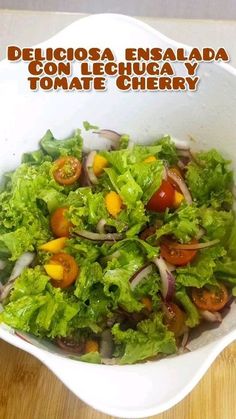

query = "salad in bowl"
[0,125,235,365]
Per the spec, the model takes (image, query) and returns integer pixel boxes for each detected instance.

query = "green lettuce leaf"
[214,259,236,286]
[130,159,164,203]
[40,129,83,160]
[186,149,233,208]
[155,136,178,165]
[176,246,226,288]
[118,134,130,149]
[102,239,159,312]
[83,121,99,131]
[77,351,101,364]
[199,207,234,242]
[175,288,200,327]
[0,267,79,338]
[101,144,162,174]
[0,161,65,259]
[227,219,236,259]
[105,168,143,206]
[156,204,200,243]
[21,149,52,165]
[112,313,176,364]
[132,269,161,310]
[73,262,113,333]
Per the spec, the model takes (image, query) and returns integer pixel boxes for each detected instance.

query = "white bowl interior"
[0,13,236,418]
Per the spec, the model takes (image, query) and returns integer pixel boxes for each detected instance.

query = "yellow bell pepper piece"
[173,191,184,208]
[143,156,157,163]
[93,154,108,176]
[39,237,67,253]
[85,340,99,353]
[105,191,122,217]
[44,264,64,280]
[141,297,152,312]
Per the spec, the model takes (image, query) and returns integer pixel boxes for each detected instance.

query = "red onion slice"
[170,239,219,251]
[181,329,189,348]
[56,337,84,354]
[177,160,186,170]
[165,261,176,272]
[173,139,190,150]
[130,264,153,291]
[75,230,124,242]
[96,219,107,234]
[167,169,192,204]
[85,151,98,185]
[153,256,175,300]
[94,129,121,143]
[200,310,222,322]
[176,149,191,158]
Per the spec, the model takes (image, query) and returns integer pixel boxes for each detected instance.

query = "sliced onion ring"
[153,256,175,300]
[181,329,189,348]
[0,252,35,302]
[200,310,222,322]
[94,129,121,143]
[167,168,192,204]
[85,151,98,185]
[75,230,124,242]
[169,239,219,251]
[130,264,153,291]
[96,219,107,234]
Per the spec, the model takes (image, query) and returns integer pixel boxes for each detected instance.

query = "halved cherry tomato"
[164,303,186,337]
[50,207,72,238]
[160,239,197,266]
[191,283,228,312]
[146,180,175,212]
[53,156,82,185]
[50,253,79,288]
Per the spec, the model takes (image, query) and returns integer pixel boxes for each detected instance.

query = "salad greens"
[0,127,235,365]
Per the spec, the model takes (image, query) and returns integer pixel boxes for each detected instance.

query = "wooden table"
[1,339,236,419]
[1,10,236,419]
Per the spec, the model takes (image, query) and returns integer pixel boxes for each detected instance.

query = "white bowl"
[0,14,236,418]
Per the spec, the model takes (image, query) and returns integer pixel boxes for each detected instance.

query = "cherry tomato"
[139,226,156,241]
[160,239,197,266]
[50,252,79,288]
[50,207,72,238]
[191,283,228,312]
[53,156,82,185]
[146,180,175,212]
[164,303,186,337]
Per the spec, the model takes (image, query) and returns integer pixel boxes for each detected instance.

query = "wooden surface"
[1,339,236,419]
